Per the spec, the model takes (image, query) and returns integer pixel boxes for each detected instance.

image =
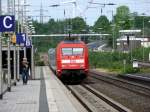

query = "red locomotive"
[48,40,89,80]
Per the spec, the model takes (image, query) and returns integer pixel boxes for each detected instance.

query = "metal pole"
[0,37,3,99]
[7,37,11,92]
[13,0,17,86]
[24,47,26,58]
[142,16,145,61]
[17,0,20,81]
[31,44,35,79]
[131,37,133,61]
[13,45,16,85]
[21,6,24,33]
[17,0,20,32]
[17,45,20,81]
[7,0,10,14]
[20,1,26,59]
[0,0,3,99]
[24,0,27,59]
[112,10,115,52]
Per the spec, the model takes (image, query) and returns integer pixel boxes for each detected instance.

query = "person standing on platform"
[22,58,29,85]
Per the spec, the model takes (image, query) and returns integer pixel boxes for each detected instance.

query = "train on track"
[48,40,89,81]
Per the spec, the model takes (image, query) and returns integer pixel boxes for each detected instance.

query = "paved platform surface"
[0,66,41,112]
[0,80,40,112]
[43,66,87,112]
[0,66,87,112]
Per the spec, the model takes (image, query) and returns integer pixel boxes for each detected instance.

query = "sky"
[2,0,150,26]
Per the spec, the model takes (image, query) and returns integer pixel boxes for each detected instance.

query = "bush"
[89,47,150,74]
[125,65,140,74]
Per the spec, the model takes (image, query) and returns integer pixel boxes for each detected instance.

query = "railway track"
[90,71,150,98]
[119,74,150,86]
[49,65,150,112]
[49,67,130,112]
[66,84,132,112]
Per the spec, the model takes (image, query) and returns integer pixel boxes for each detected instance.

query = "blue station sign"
[16,33,26,45]
[25,37,32,48]
[0,15,15,32]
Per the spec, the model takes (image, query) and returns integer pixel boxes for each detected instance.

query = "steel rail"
[66,85,131,112]
[90,71,150,98]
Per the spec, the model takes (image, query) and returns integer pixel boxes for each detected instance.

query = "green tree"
[32,17,89,52]
[134,15,150,36]
[93,15,110,33]
[114,5,131,30]
[71,17,87,33]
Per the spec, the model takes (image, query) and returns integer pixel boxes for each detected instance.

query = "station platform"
[0,66,86,112]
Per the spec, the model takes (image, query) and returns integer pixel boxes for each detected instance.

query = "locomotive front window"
[62,48,72,55]
[73,48,83,55]
[62,48,83,56]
